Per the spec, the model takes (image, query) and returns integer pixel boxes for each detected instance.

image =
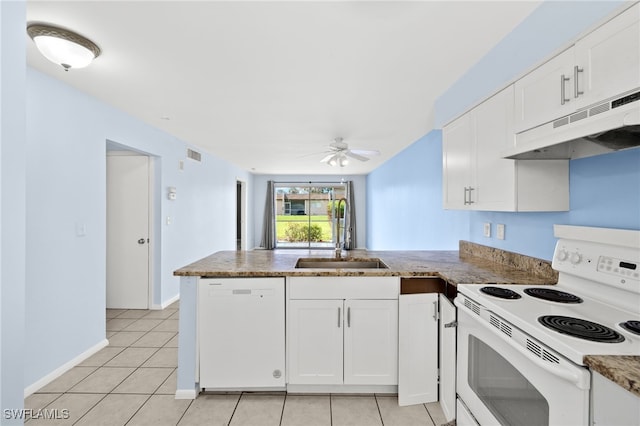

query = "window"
[274,183,346,248]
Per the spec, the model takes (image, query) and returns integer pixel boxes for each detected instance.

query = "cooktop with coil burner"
[524,287,583,304]
[456,225,640,366]
[620,320,640,336]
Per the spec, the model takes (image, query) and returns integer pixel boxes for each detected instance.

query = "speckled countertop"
[174,242,638,396]
[584,356,640,397]
[174,248,555,285]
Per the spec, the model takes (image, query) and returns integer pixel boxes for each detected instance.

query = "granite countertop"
[584,355,640,397]
[174,247,556,286]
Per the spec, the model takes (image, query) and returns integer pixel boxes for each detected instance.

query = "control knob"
[570,252,582,265]
[556,250,568,261]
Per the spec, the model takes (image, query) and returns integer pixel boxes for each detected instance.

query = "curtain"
[260,180,276,249]
[344,180,357,250]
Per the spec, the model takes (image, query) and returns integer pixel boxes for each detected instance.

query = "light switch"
[483,222,491,238]
[75,222,86,237]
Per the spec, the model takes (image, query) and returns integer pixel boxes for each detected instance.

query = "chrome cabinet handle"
[338,307,341,328]
[560,74,570,105]
[444,321,458,328]
[574,66,584,98]
[464,187,475,205]
[433,301,439,322]
[347,306,351,328]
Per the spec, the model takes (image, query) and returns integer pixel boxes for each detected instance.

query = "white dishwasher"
[198,277,285,390]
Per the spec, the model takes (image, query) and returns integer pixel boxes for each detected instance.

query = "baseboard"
[175,389,198,400]
[24,338,109,397]
[151,293,180,310]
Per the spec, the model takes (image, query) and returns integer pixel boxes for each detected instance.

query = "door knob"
[138,238,146,244]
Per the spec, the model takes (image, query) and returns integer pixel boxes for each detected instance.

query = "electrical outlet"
[483,222,491,238]
[497,224,506,240]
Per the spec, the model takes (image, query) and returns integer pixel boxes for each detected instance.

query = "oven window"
[468,335,549,426]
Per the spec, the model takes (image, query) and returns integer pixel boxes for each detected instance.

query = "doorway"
[106,152,153,309]
[236,180,246,251]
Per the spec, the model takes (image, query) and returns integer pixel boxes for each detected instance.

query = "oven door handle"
[457,300,590,390]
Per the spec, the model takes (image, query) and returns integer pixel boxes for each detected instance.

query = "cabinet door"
[439,294,457,422]
[514,47,575,133]
[398,293,438,406]
[443,113,473,210]
[288,299,344,385]
[344,299,398,385]
[473,86,516,211]
[574,3,640,108]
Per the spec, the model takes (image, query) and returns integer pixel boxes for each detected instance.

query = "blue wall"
[368,1,639,260]
[1,0,27,421]
[24,68,252,392]
[366,130,469,250]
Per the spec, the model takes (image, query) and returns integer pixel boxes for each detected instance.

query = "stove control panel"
[553,239,640,293]
[598,256,639,280]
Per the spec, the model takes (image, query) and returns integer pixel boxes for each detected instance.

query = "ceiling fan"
[320,137,380,167]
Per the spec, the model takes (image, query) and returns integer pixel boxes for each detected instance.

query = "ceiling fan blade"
[320,153,335,163]
[345,151,369,162]
[350,149,380,156]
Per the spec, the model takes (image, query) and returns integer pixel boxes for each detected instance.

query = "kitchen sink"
[295,258,389,269]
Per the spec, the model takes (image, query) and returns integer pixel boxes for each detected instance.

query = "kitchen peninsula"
[173,243,639,411]
[172,243,555,398]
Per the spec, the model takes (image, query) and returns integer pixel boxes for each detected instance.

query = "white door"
[344,299,398,385]
[288,299,344,384]
[574,2,640,108]
[106,155,150,309]
[439,294,457,421]
[398,293,438,406]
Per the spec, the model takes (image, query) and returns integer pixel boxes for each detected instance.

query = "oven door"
[455,298,590,426]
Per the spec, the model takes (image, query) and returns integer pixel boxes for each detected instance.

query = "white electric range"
[454,225,640,426]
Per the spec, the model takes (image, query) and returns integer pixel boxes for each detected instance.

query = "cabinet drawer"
[288,276,399,300]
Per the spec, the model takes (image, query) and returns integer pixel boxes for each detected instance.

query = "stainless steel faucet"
[335,198,347,258]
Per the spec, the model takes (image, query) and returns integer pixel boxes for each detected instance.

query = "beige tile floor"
[25,303,449,425]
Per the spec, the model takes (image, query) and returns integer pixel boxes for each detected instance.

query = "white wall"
[24,68,251,391]
[252,174,367,248]
[1,1,27,422]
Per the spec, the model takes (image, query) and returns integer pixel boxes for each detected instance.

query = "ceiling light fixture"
[326,152,349,167]
[27,23,101,71]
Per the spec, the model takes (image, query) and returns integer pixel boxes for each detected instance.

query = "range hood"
[503,90,640,160]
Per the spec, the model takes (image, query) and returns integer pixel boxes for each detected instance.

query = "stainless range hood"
[503,90,640,160]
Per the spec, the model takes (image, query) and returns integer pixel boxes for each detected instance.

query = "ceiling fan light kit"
[320,137,379,167]
[27,23,101,71]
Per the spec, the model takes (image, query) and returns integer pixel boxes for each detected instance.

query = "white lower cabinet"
[398,292,438,406]
[287,277,399,388]
[592,372,640,426]
[439,293,457,421]
[287,299,344,385]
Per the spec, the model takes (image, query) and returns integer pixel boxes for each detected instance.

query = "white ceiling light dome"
[27,23,101,71]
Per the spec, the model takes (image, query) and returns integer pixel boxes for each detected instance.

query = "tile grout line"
[374,393,385,426]
[227,392,243,425]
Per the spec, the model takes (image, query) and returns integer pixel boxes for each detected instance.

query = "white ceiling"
[26,1,541,175]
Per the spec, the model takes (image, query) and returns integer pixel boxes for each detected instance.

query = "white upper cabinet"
[515,3,640,133]
[514,48,576,133]
[443,86,569,211]
[574,2,640,108]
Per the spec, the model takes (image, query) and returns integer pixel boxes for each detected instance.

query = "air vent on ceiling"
[187,148,202,162]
